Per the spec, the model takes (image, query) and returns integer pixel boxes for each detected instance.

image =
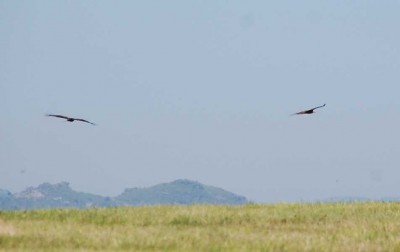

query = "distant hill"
[115,179,247,205]
[7,182,114,210]
[0,180,248,210]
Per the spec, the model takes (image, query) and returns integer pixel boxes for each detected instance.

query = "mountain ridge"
[0,179,248,210]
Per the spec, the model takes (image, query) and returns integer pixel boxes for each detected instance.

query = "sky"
[1,1,399,203]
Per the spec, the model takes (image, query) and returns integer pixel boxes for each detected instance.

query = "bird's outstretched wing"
[310,104,326,111]
[75,118,96,125]
[46,114,70,119]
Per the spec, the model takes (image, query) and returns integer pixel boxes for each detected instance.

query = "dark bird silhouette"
[292,104,326,115]
[46,114,96,125]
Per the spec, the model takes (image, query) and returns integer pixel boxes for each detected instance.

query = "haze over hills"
[0,179,248,210]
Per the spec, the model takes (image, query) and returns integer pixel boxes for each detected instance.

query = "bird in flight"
[46,114,96,125]
[292,104,326,115]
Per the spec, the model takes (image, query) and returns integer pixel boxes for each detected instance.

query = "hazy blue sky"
[1,1,399,202]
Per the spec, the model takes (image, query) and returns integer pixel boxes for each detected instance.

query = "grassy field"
[1,203,400,251]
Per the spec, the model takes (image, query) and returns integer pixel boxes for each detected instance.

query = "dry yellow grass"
[1,202,400,251]
[0,220,15,236]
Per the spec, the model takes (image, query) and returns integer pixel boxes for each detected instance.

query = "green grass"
[1,203,400,251]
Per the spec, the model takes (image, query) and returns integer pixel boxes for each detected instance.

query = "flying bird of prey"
[292,104,326,115]
[46,114,96,125]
